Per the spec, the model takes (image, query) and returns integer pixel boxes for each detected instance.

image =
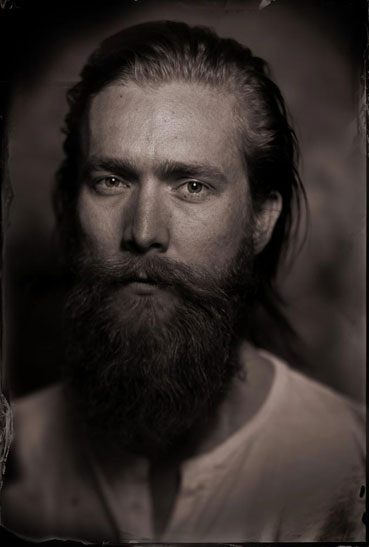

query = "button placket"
[163,463,211,540]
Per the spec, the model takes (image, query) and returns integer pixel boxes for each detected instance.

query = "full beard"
[62,240,256,458]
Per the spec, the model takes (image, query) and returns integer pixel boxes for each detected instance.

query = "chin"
[109,284,179,329]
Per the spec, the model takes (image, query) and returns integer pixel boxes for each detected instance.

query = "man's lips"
[123,278,161,296]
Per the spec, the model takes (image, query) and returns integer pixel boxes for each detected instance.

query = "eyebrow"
[159,159,228,185]
[81,156,140,182]
[82,156,229,185]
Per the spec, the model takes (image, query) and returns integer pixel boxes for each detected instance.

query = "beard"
[62,236,256,458]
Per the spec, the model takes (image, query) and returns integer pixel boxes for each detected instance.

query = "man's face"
[78,81,252,306]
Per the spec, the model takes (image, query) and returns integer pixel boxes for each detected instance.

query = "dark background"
[1,0,366,401]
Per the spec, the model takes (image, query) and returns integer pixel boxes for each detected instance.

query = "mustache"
[71,252,239,304]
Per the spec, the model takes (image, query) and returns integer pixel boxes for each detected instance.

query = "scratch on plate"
[259,0,278,9]
[0,391,13,490]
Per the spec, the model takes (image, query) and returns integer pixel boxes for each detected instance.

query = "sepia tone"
[0,0,366,544]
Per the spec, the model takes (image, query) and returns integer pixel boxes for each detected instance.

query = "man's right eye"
[92,176,129,195]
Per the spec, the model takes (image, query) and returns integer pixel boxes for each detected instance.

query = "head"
[55,21,306,456]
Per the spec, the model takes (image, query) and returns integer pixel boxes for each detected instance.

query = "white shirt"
[2,348,365,542]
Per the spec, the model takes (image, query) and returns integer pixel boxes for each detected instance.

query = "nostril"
[121,239,146,254]
[121,238,164,254]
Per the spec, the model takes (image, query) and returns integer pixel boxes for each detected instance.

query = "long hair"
[54,20,308,361]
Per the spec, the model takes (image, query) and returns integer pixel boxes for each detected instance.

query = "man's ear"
[253,192,282,254]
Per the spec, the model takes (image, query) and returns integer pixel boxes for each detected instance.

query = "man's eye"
[175,180,210,201]
[187,181,203,194]
[93,176,128,195]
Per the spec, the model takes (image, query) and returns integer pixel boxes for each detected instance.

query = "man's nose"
[122,185,170,254]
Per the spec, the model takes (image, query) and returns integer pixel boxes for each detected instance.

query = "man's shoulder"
[256,350,365,453]
[265,351,364,443]
[244,349,365,507]
[220,348,366,541]
[3,385,105,542]
[7,383,77,479]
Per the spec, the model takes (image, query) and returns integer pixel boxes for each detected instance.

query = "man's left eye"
[187,181,203,194]
[175,180,210,201]
[93,176,128,195]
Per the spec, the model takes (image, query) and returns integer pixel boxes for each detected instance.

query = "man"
[1,21,365,543]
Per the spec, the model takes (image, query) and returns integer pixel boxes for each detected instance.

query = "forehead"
[85,81,246,178]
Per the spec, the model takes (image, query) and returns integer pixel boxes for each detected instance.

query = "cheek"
[175,197,250,270]
[77,191,120,253]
